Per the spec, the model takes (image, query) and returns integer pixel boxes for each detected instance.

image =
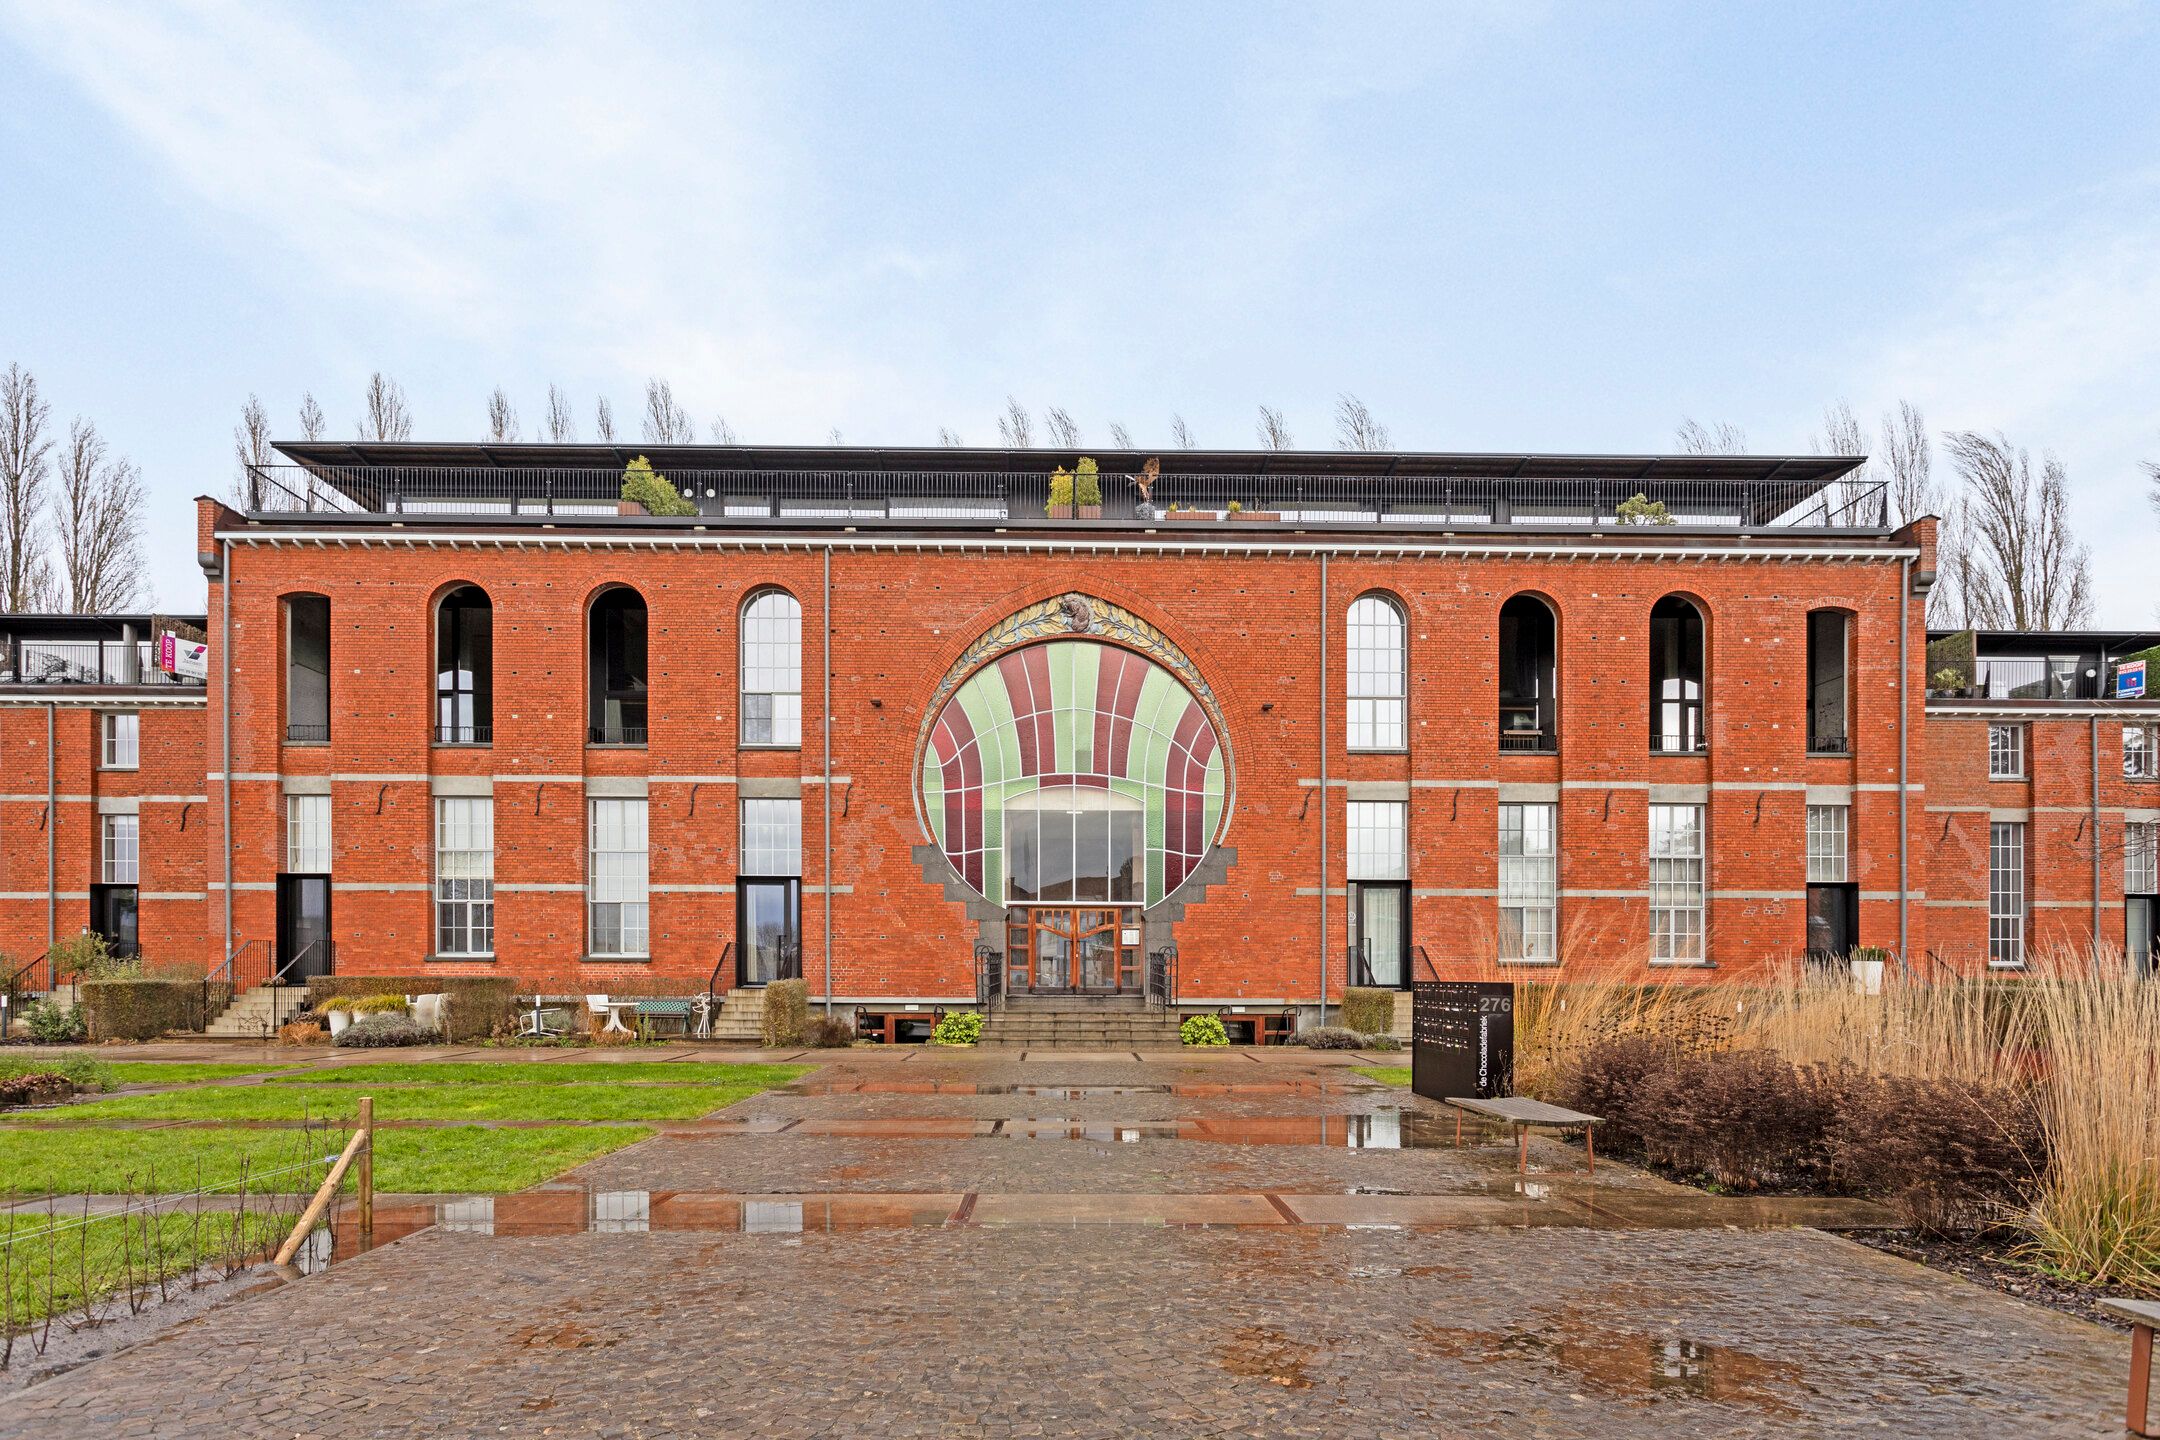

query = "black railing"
[1412,945,1440,982]
[976,943,1005,1011]
[244,463,1892,533]
[2,638,203,687]
[285,722,330,744]
[1145,944,1176,1011]
[435,723,493,745]
[1651,733,1708,754]
[588,723,647,746]
[1808,732,1851,756]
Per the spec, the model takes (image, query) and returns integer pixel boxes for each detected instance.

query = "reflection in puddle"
[774,1081,1362,1098]
[1414,1319,1805,1416]
[796,1110,1496,1149]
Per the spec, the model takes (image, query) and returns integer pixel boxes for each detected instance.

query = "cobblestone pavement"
[6,1048,2127,1437]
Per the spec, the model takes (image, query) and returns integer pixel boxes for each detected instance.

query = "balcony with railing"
[239,448,1891,535]
[1,636,203,688]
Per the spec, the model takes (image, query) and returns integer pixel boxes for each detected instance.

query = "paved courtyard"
[2,1044,2130,1437]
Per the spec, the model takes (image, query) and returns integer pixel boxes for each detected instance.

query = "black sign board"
[1411,982,1515,1101]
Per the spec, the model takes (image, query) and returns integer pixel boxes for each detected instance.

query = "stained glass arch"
[921,639,1227,906]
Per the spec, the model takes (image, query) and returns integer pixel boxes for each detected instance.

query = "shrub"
[1555,1033,1670,1153]
[0,1072,78,1108]
[334,1014,433,1048]
[331,993,409,1017]
[50,930,133,982]
[1827,1071,2043,1233]
[307,977,515,1041]
[1339,987,1396,1037]
[1072,457,1102,507]
[1289,1024,1367,1050]
[1361,1033,1402,1052]
[761,979,810,1047]
[80,978,226,1040]
[1616,492,1676,525]
[801,1015,856,1048]
[0,1054,114,1090]
[22,1000,86,1045]
[930,1011,983,1046]
[1048,467,1075,510]
[620,455,696,516]
[1633,1048,1841,1189]
[1180,1014,1228,1047]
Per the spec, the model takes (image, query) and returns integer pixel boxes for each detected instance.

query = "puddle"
[1216,1325,1321,1389]
[1413,1319,1806,1416]
[740,1109,1504,1148]
[772,1081,1361,1098]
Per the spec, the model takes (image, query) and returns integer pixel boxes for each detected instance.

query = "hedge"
[761,979,809,1047]
[304,976,516,1041]
[1339,987,1397,1037]
[80,979,232,1040]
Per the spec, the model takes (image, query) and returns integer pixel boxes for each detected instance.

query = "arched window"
[1807,610,1850,754]
[435,585,492,745]
[1346,594,1406,751]
[1648,596,1705,754]
[1498,595,1557,753]
[587,587,648,745]
[284,594,331,744]
[740,590,802,746]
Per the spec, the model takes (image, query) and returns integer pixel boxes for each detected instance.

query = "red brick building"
[4,444,2153,1029]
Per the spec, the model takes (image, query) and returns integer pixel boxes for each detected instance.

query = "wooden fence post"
[357,1096,373,1245]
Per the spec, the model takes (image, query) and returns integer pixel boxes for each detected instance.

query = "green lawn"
[0,1123,653,1195]
[277,1060,806,1087]
[37,1080,768,1124]
[1353,1066,1411,1085]
[100,1062,304,1085]
[1,1209,290,1327]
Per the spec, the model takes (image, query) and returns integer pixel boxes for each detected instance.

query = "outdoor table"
[1443,1096,1602,1175]
[2102,1298,2160,1436]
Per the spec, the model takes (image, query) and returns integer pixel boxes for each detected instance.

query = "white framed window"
[740,591,802,747]
[741,798,802,877]
[286,794,332,873]
[1648,804,1705,965]
[1345,800,1407,880]
[2126,821,2159,894]
[1988,723,2025,780]
[1806,804,1849,884]
[101,814,138,884]
[589,797,649,957]
[1346,595,1406,752]
[1498,802,1557,963]
[434,797,495,958]
[1988,821,2025,968]
[2126,725,2159,781]
[101,712,139,769]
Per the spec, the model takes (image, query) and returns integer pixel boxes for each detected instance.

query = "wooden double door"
[1006,907,1142,994]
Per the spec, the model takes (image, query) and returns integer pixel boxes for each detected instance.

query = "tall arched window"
[284,594,331,744]
[740,590,802,746]
[587,587,648,745]
[1347,594,1406,752]
[1498,595,1557,753]
[1648,595,1705,753]
[435,585,492,745]
[1807,609,1850,754]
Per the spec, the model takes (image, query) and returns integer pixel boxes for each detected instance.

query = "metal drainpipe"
[1897,555,1910,974]
[45,702,55,955]
[823,544,833,1018]
[1318,551,1329,1027]
[2091,713,2102,974]
[222,538,233,966]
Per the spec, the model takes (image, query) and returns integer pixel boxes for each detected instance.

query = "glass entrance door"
[1006,908,1139,993]
[2131,895,2156,978]
[276,875,332,982]
[1350,882,1408,988]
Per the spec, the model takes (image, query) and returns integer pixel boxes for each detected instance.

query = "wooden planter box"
[1076,504,1102,519]
[1048,504,1074,519]
[1229,510,1282,522]
[1166,511,1212,521]
[617,499,648,516]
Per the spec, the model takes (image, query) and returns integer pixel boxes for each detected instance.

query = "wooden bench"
[1219,1011,1296,1046]
[2103,1298,2160,1437]
[1443,1096,1602,1175]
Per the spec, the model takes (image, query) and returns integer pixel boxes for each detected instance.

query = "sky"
[2,0,2157,621]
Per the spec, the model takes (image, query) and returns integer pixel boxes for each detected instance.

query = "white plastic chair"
[586,993,634,1035]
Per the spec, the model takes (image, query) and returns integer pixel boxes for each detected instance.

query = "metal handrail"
[976,943,1005,1011]
[703,942,735,1000]
[1413,945,1440,982]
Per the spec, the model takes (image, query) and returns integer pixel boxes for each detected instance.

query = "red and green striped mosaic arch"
[922,638,1227,906]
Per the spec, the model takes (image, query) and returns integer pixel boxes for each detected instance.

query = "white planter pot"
[1850,959,1885,996]
[326,1008,352,1037]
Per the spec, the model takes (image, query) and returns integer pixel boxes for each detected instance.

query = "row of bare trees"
[983,395,1389,453]
[1677,402,2100,630]
[0,363,148,613]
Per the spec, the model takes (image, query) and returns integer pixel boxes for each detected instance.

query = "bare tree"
[53,417,145,612]
[1810,400,1885,525]
[231,395,273,508]
[1942,430,2094,630]
[543,384,576,442]
[709,415,737,445]
[996,397,1033,448]
[1880,400,1938,527]
[1106,421,1133,449]
[357,372,412,442]
[1043,406,1081,449]
[485,387,520,443]
[1169,414,1196,451]
[594,396,617,443]
[936,427,964,447]
[828,427,844,445]
[0,364,56,612]
[1674,418,1748,454]
[1255,405,1294,451]
[1334,394,1391,451]
[296,391,326,442]
[641,379,693,444]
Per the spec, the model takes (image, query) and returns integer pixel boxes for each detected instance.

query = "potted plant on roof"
[1047,466,1075,519]
[1073,457,1103,519]
[619,456,698,517]
[1229,499,1281,522]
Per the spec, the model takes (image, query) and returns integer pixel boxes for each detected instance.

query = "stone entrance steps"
[205,986,311,1039]
[979,1002,1184,1049]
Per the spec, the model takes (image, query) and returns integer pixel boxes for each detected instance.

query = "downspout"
[1318,552,1329,1027]
[822,543,833,1018]
[1897,555,1910,975]
[2091,713,2102,974]
[45,703,55,955]
[222,538,233,967]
